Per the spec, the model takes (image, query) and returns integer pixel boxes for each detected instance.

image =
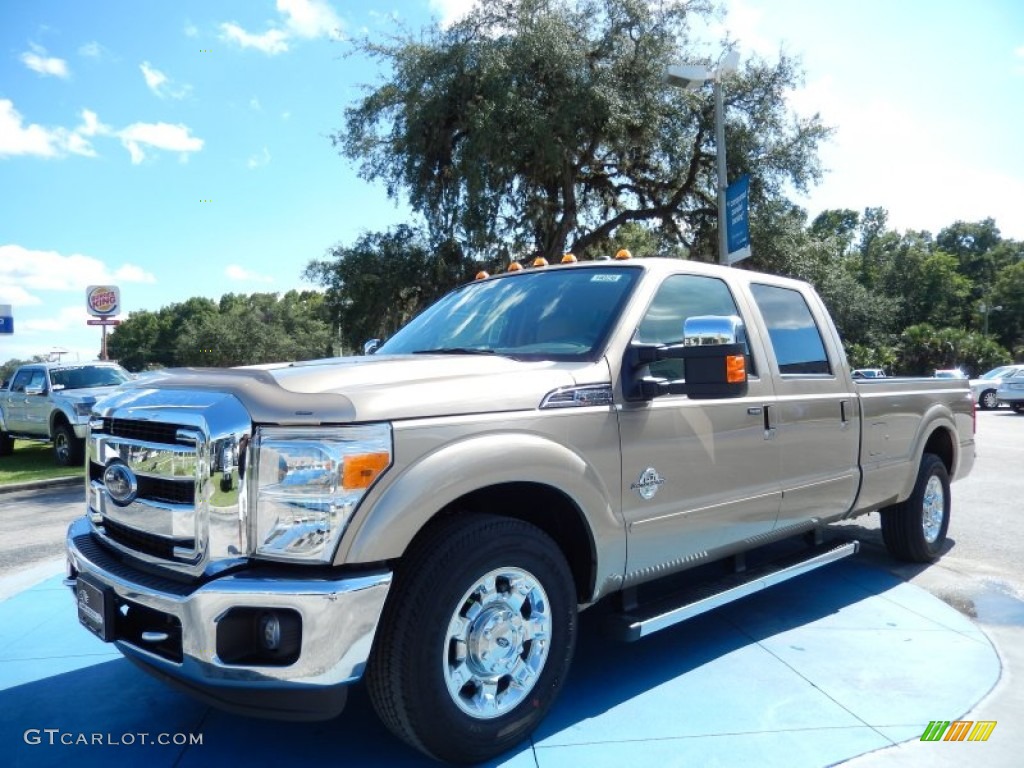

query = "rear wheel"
[0,431,13,457]
[979,389,999,410]
[881,453,950,562]
[1012,403,1024,414]
[367,514,577,764]
[53,423,83,466]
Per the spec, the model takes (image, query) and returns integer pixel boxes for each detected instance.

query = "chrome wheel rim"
[982,391,998,409]
[55,433,69,463]
[922,475,945,543]
[443,567,551,719]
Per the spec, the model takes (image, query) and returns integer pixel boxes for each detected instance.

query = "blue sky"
[2,0,1022,364]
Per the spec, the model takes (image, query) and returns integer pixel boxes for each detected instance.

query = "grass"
[0,440,83,485]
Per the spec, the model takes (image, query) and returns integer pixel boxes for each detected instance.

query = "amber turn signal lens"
[342,452,390,489]
[726,355,746,383]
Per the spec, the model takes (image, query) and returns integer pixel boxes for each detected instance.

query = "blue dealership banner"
[0,304,12,334]
[726,175,751,264]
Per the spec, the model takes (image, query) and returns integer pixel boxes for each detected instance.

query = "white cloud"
[250,97,262,111]
[281,110,291,120]
[226,265,274,283]
[118,122,204,164]
[21,306,93,334]
[78,41,104,58]
[140,61,191,99]
[247,146,271,169]
[184,22,199,38]
[20,44,70,78]
[789,77,1024,239]
[0,99,59,157]
[0,285,42,307]
[0,245,157,305]
[1,100,201,165]
[220,0,343,55]
[220,22,290,54]
[429,0,477,29]
[278,0,343,39]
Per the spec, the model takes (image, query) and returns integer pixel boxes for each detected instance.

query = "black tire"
[53,422,83,466]
[979,389,999,410]
[367,514,577,764]
[1012,403,1024,414]
[0,431,13,457]
[880,453,950,563]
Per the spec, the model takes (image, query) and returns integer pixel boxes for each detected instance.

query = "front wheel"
[367,514,577,764]
[0,431,13,457]
[53,423,83,466]
[979,389,999,410]
[1012,403,1024,414]
[880,453,950,562]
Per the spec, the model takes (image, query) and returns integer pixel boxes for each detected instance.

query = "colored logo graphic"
[920,720,997,742]
[87,285,120,317]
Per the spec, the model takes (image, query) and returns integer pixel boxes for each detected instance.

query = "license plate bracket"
[76,576,115,642]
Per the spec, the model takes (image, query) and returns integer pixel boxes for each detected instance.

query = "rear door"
[617,272,781,582]
[746,282,860,529]
[3,367,43,432]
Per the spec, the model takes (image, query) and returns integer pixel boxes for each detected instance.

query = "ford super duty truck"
[0,361,131,465]
[65,257,975,763]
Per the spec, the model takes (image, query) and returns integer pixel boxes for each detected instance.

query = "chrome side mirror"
[363,338,381,356]
[683,315,743,346]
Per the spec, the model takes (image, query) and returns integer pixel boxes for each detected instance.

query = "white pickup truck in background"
[0,361,131,465]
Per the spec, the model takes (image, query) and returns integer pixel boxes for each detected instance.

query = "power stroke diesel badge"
[631,467,665,500]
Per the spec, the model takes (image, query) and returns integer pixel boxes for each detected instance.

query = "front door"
[617,273,781,585]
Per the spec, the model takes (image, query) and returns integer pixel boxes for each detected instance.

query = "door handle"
[763,404,776,440]
[839,399,850,430]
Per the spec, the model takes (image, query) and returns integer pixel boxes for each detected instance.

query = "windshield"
[378,266,642,361]
[50,365,130,390]
[980,366,1011,380]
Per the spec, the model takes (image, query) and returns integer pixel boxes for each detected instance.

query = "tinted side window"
[636,274,751,380]
[10,369,33,393]
[749,283,831,375]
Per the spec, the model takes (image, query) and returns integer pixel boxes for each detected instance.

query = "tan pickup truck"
[66,257,974,763]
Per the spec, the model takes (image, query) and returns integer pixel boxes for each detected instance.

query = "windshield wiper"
[411,347,498,355]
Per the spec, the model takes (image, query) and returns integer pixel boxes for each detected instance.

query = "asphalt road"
[1,408,1021,608]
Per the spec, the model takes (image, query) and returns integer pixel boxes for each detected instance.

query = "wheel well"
[923,427,954,475]
[50,412,70,435]
[412,482,597,604]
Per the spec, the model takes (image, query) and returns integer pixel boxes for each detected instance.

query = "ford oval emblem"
[103,462,138,506]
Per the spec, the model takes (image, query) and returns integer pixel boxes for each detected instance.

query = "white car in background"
[970,364,1024,410]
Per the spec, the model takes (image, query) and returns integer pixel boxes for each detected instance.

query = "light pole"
[979,302,1002,336]
[665,51,740,267]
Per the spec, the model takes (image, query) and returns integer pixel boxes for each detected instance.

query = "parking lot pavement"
[0,557,1002,768]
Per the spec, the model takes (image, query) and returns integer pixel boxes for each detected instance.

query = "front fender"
[335,431,625,600]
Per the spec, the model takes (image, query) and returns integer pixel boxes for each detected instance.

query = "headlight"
[250,424,392,562]
[74,402,94,417]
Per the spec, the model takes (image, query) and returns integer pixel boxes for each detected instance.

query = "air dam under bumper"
[65,516,392,720]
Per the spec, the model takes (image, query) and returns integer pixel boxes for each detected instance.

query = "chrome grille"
[87,387,252,579]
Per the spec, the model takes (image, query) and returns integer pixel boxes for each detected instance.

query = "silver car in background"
[971,364,1024,410]
[996,368,1024,413]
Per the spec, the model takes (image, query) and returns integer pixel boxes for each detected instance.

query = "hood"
[115,355,609,425]
[267,354,597,422]
[52,384,122,404]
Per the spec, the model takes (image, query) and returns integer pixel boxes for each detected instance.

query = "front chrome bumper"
[65,516,391,720]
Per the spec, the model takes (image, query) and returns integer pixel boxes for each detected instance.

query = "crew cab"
[65,258,974,763]
[0,361,131,464]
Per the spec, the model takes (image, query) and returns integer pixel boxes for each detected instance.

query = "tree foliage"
[304,225,479,349]
[337,0,829,263]
[106,291,334,371]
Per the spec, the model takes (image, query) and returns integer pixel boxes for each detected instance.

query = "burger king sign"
[86,285,120,317]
